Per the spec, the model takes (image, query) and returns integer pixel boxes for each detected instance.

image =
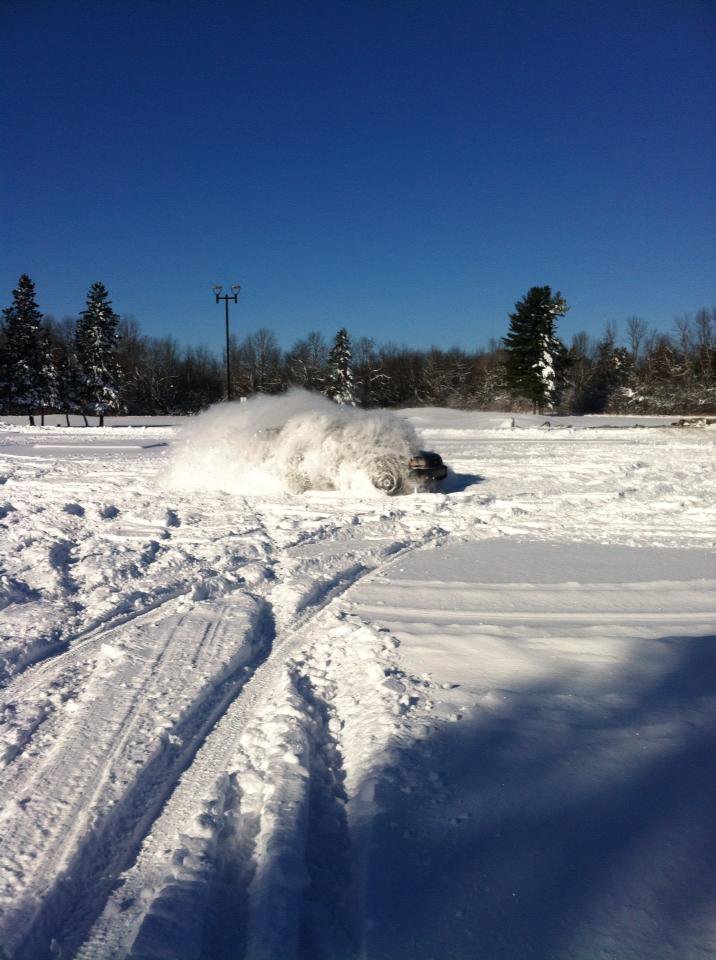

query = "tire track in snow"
[75,529,446,960]
[0,593,275,960]
[0,500,377,777]
[0,514,278,766]
[0,495,267,687]
[0,587,202,771]
[0,517,98,684]
[240,606,429,960]
[1,499,421,959]
[3,496,290,949]
[285,669,354,960]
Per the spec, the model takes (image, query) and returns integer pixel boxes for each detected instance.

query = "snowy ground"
[0,408,714,960]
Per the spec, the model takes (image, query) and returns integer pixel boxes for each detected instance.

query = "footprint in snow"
[141,540,162,566]
[99,504,120,519]
[165,508,181,528]
[63,502,85,517]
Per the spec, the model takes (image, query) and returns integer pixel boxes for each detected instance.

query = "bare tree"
[674,315,692,356]
[626,316,648,362]
[353,336,388,406]
[238,328,282,394]
[285,330,328,391]
[693,308,714,386]
[602,320,618,352]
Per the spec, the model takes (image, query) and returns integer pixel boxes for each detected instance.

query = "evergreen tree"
[1,274,45,423]
[0,332,7,415]
[326,327,356,405]
[75,282,123,425]
[38,330,60,423]
[583,325,633,413]
[503,286,568,413]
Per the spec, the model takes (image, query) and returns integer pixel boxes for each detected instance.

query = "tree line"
[1,275,714,421]
[501,287,715,417]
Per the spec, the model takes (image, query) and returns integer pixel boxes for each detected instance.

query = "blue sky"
[2,0,714,353]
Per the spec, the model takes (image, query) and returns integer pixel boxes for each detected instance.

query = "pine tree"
[503,286,568,414]
[1,274,45,423]
[326,327,356,405]
[583,325,633,413]
[38,330,60,424]
[0,333,8,415]
[75,282,123,425]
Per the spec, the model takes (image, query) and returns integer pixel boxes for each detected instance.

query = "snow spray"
[165,388,418,496]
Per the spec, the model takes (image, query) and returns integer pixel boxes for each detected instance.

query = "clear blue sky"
[2,0,714,353]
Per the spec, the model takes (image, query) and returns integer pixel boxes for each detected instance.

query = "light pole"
[213,283,241,400]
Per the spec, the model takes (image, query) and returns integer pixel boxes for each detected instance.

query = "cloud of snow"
[165,388,419,496]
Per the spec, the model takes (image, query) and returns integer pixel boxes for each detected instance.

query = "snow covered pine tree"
[75,282,123,425]
[503,285,568,414]
[38,328,60,424]
[1,274,47,424]
[326,327,357,405]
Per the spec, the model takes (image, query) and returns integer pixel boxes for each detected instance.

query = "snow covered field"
[0,406,714,960]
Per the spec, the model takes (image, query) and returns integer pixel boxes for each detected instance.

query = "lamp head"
[212,284,223,297]
[231,283,241,296]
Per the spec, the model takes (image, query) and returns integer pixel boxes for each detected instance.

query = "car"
[252,424,448,496]
[369,450,448,495]
[287,448,447,496]
[407,450,448,488]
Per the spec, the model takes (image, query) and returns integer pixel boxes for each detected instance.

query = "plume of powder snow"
[165,388,419,496]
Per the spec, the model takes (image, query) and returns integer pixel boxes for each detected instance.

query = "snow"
[166,390,417,496]
[347,539,716,959]
[0,403,714,959]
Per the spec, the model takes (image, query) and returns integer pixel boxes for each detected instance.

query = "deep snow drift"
[166,390,419,496]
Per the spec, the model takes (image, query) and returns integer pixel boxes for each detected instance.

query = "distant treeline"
[1,275,714,419]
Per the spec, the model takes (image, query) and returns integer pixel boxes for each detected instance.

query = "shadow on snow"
[361,632,716,960]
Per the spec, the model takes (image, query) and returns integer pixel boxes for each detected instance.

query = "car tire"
[371,457,404,496]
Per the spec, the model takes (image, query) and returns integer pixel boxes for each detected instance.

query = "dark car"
[408,450,448,487]
[253,424,448,496]
[371,450,448,495]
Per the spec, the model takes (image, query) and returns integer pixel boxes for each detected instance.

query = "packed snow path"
[0,410,714,959]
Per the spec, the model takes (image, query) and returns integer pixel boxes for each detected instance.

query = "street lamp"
[213,282,241,400]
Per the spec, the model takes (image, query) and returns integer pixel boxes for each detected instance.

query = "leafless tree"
[353,336,388,406]
[238,328,282,394]
[626,316,648,362]
[285,330,328,390]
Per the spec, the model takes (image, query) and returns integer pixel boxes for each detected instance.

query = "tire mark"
[5,598,275,960]
[101,532,443,960]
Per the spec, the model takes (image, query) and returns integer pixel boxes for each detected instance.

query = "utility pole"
[213,283,241,400]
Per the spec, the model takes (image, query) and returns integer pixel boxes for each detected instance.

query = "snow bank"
[165,389,418,496]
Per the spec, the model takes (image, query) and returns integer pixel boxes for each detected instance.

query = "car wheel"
[371,458,404,496]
